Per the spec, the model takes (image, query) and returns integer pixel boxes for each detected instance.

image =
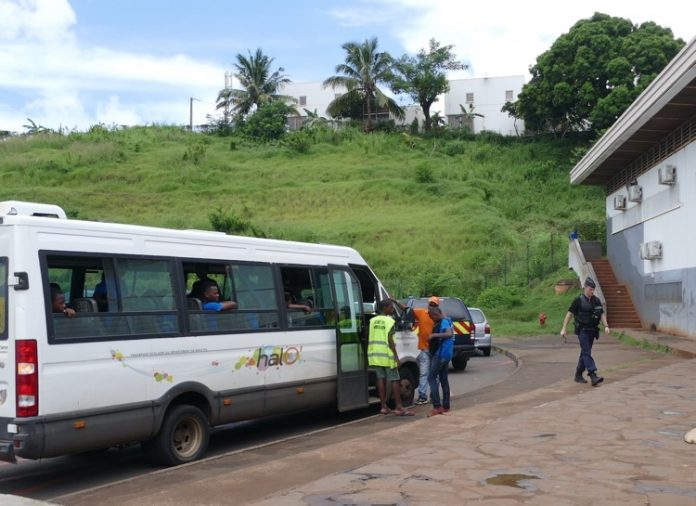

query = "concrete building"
[444,76,525,135]
[570,37,696,336]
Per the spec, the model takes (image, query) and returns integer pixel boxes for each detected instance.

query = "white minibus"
[0,201,418,465]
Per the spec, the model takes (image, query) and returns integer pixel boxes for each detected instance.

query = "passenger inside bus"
[93,274,108,311]
[285,291,312,313]
[189,267,219,300]
[50,283,76,318]
[200,279,237,312]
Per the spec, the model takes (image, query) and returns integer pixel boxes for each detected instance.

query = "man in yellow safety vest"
[368,299,414,416]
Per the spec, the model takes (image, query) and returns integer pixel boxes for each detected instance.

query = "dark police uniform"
[568,293,604,374]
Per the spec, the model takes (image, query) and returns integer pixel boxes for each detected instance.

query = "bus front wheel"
[146,405,210,466]
[397,365,416,407]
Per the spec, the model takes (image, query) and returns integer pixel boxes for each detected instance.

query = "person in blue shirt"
[426,306,453,417]
[200,279,237,312]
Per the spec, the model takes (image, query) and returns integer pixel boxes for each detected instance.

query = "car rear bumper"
[475,335,491,348]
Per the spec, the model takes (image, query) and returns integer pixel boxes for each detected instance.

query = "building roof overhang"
[570,38,696,186]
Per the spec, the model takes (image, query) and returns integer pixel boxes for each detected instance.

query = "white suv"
[469,307,491,356]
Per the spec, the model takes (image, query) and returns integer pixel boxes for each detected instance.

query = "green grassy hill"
[0,125,605,334]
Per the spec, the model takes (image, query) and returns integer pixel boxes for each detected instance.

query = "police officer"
[560,277,610,386]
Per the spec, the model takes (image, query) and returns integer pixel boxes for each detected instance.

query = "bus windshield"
[0,258,6,340]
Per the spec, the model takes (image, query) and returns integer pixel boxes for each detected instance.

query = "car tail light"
[485,324,491,334]
[16,340,39,417]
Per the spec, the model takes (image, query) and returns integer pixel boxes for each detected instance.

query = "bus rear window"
[0,258,7,340]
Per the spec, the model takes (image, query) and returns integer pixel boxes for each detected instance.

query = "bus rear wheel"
[146,405,209,466]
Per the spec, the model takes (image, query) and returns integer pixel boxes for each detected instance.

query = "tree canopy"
[216,48,293,118]
[323,37,404,131]
[391,39,467,131]
[509,13,684,136]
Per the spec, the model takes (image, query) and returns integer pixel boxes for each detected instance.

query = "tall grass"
[0,126,605,322]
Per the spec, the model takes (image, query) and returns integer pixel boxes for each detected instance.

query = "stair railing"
[568,238,605,304]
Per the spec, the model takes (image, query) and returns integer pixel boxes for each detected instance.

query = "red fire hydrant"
[539,312,547,326]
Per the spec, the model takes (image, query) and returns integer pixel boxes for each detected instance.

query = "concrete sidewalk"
[242,333,696,505]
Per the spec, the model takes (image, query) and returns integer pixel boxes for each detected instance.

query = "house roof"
[570,37,696,186]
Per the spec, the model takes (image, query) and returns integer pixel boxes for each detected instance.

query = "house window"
[299,96,307,106]
[505,90,513,101]
[465,93,474,104]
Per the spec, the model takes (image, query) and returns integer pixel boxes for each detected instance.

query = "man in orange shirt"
[394,295,440,405]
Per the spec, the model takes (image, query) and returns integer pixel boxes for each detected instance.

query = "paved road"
[51,335,684,505]
[0,352,514,502]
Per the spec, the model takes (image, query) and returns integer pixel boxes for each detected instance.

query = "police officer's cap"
[584,277,596,288]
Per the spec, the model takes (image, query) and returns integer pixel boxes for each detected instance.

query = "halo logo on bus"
[234,345,303,371]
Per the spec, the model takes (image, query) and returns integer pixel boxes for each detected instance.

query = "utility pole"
[189,97,194,131]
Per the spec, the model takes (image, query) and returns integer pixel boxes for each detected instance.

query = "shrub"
[209,207,265,237]
[242,102,296,142]
[415,162,434,183]
[476,285,523,309]
[284,131,312,154]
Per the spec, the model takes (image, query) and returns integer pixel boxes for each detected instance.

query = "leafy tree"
[240,101,297,142]
[323,37,404,132]
[391,39,467,131]
[508,13,684,136]
[216,48,293,118]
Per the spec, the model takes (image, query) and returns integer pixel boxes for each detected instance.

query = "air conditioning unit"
[627,184,642,202]
[658,164,676,185]
[613,194,627,210]
[639,241,663,260]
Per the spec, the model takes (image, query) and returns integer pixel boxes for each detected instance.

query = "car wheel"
[482,347,491,357]
[397,365,416,407]
[451,355,468,371]
[146,405,209,466]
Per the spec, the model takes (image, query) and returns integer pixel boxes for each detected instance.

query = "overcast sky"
[1,0,693,132]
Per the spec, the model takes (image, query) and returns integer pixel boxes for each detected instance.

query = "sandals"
[393,409,415,417]
[380,408,392,415]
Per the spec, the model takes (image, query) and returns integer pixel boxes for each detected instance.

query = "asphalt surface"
[44,333,687,505]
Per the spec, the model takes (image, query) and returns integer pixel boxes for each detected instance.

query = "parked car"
[398,297,476,370]
[468,307,491,356]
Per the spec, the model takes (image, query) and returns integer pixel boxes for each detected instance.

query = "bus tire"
[146,405,209,466]
[397,365,416,407]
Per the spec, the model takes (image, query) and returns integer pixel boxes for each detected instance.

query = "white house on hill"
[279,77,522,133]
[444,76,525,135]
[570,37,696,337]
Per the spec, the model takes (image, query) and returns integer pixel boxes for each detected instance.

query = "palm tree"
[216,48,293,118]
[323,37,403,132]
[458,104,485,132]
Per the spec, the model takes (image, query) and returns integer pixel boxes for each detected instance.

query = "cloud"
[377,0,695,79]
[0,0,223,131]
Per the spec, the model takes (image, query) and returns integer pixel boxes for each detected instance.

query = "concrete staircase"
[591,259,642,328]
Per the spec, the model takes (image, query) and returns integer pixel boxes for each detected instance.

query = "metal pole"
[526,242,530,286]
[550,233,555,271]
[189,97,194,131]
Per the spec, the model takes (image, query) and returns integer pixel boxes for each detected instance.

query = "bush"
[476,285,523,309]
[209,207,265,237]
[415,162,434,183]
[242,102,296,142]
[284,131,312,154]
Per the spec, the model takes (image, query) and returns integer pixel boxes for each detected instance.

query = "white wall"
[444,76,525,135]
[606,141,696,335]
[280,82,345,119]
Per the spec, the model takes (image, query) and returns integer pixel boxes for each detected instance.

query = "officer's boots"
[589,371,604,386]
[574,368,587,383]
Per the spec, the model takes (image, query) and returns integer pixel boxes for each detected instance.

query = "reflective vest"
[367,315,397,368]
